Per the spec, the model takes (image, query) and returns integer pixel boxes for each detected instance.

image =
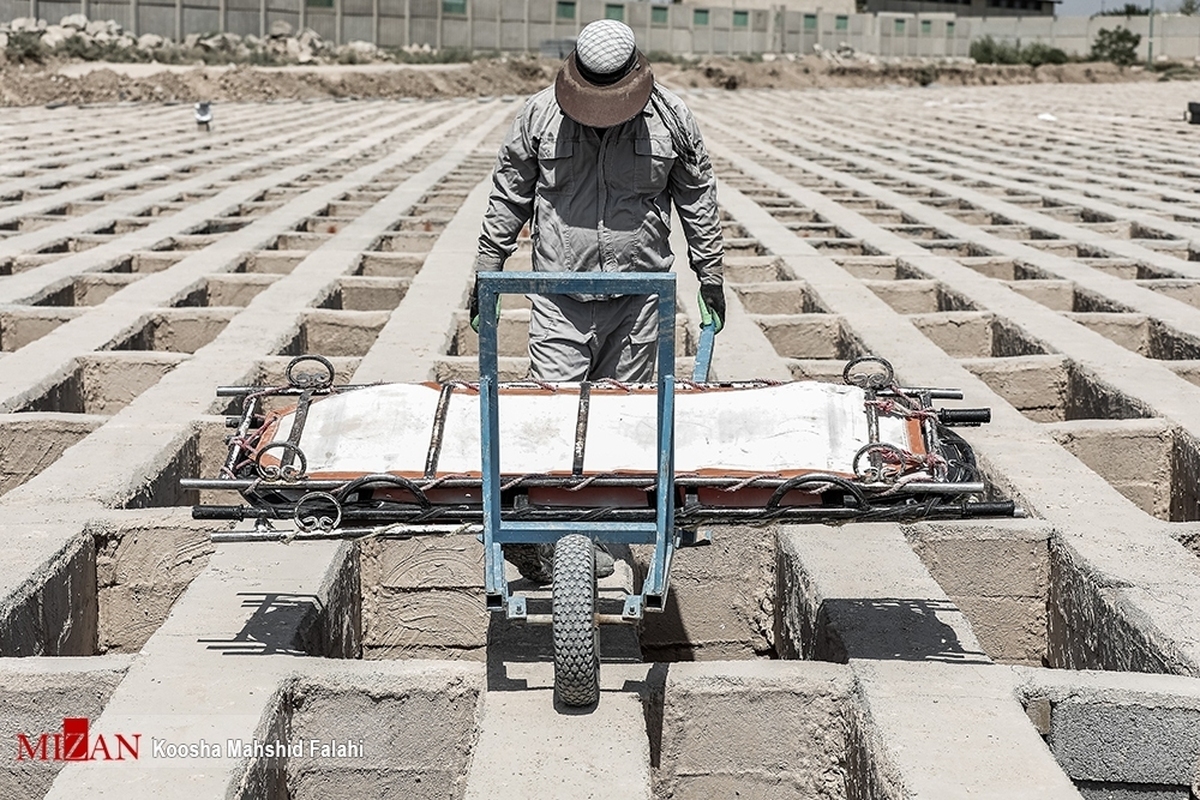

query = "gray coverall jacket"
[473,84,724,381]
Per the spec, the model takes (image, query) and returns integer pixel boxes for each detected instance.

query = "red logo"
[16,718,140,762]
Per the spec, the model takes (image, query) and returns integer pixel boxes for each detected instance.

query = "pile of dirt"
[656,55,1155,91]
[0,54,1162,107]
[0,58,558,106]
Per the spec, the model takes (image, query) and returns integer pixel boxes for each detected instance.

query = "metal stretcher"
[184,272,1013,706]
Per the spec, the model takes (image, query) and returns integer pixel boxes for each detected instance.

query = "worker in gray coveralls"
[469,18,726,582]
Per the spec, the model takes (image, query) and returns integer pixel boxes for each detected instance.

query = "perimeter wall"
[1,0,1197,67]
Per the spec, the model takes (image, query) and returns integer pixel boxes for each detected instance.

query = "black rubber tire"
[552,534,600,707]
[938,426,979,484]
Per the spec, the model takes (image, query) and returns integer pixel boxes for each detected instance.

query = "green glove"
[469,280,501,334]
[698,284,726,334]
[469,279,480,332]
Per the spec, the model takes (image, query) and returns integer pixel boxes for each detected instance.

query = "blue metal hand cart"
[476,271,687,705]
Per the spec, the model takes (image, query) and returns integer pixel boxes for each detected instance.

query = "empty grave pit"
[0,514,214,659]
[92,516,215,654]
[391,212,451,231]
[35,234,114,254]
[1017,671,1200,800]
[236,250,309,275]
[152,233,226,252]
[370,230,440,254]
[121,419,232,510]
[907,312,1048,359]
[31,274,143,307]
[18,352,187,416]
[832,255,915,281]
[957,256,1053,282]
[1065,313,1200,361]
[354,251,427,278]
[862,279,977,315]
[962,355,1151,423]
[268,232,330,253]
[225,659,1054,800]
[300,216,355,235]
[317,276,410,312]
[0,659,131,798]
[1002,282,1153,315]
[105,309,236,354]
[0,412,105,497]
[722,255,790,284]
[187,217,253,236]
[1080,259,1179,281]
[238,665,484,800]
[753,313,860,361]
[733,281,827,315]
[1047,419,1200,523]
[1137,278,1200,311]
[0,307,87,351]
[171,274,278,308]
[278,310,390,358]
[356,520,1050,670]
[105,250,191,274]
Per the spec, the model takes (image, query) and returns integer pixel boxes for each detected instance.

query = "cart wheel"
[552,534,600,707]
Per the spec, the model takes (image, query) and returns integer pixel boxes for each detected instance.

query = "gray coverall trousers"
[507,292,651,583]
[528,292,659,382]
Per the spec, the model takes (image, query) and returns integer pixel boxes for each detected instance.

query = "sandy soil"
[0,55,1164,107]
[0,58,557,106]
[656,56,1157,91]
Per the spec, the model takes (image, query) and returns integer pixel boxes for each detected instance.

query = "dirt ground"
[656,56,1157,91]
[0,55,1166,107]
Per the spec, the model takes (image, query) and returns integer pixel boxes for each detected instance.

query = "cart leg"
[552,534,600,707]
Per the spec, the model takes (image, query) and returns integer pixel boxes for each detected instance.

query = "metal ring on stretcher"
[334,473,432,509]
[255,441,308,482]
[294,490,343,532]
[842,356,895,390]
[286,354,336,390]
[852,442,943,482]
[767,473,868,510]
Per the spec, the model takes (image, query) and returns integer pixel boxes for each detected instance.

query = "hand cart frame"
[476,271,682,624]
[477,271,684,705]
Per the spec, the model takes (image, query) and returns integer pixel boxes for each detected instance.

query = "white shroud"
[264,382,918,478]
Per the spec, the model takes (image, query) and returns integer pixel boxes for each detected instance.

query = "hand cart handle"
[693,322,716,382]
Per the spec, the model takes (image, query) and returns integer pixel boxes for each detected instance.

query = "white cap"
[575,19,637,76]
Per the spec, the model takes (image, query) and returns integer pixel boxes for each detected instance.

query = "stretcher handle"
[962,501,1015,517]
[937,408,992,426]
[194,505,256,520]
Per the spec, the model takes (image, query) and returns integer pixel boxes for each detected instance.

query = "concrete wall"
[0,0,810,52]
[975,12,1200,60]
[3,0,1197,60]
